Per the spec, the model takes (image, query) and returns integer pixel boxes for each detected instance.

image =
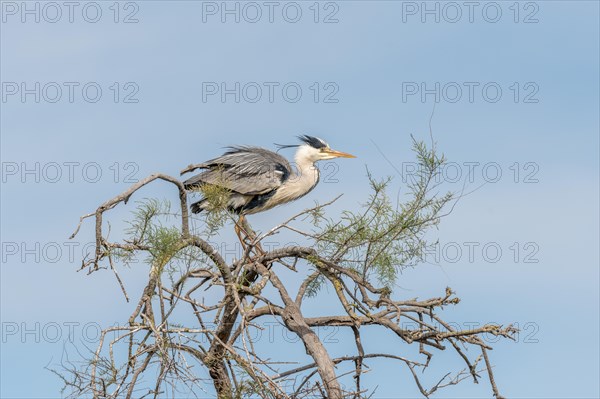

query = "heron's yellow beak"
[324,149,356,158]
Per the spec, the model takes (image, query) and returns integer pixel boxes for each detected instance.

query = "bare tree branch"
[59,140,514,398]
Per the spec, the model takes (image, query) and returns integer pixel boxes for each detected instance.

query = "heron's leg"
[253,238,265,256]
[237,215,265,257]
[251,239,265,257]
[234,217,248,253]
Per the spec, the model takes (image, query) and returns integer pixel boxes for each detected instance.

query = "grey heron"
[180,135,355,248]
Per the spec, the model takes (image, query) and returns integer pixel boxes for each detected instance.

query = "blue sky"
[1,1,599,397]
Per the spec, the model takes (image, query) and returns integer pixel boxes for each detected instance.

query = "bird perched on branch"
[180,135,355,247]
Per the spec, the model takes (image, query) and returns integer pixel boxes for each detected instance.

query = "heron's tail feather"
[190,199,208,214]
[183,175,203,190]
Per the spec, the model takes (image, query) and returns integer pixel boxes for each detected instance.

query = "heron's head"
[293,135,356,163]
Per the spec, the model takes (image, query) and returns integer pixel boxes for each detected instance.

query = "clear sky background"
[1,1,599,398]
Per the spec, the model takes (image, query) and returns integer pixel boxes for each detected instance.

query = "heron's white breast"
[269,164,320,207]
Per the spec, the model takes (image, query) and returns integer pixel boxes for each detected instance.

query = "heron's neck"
[294,153,320,184]
[271,153,319,205]
[267,150,320,209]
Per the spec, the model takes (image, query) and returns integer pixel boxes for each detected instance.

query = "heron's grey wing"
[183,147,291,195]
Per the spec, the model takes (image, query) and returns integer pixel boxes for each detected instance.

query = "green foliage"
[195,170,234,235]
[116,199,185,273]
[148,224,181,270]
[311,137,453,291]
[112,138,452,295]
[199,178,231,211]
[304,273,326,298]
